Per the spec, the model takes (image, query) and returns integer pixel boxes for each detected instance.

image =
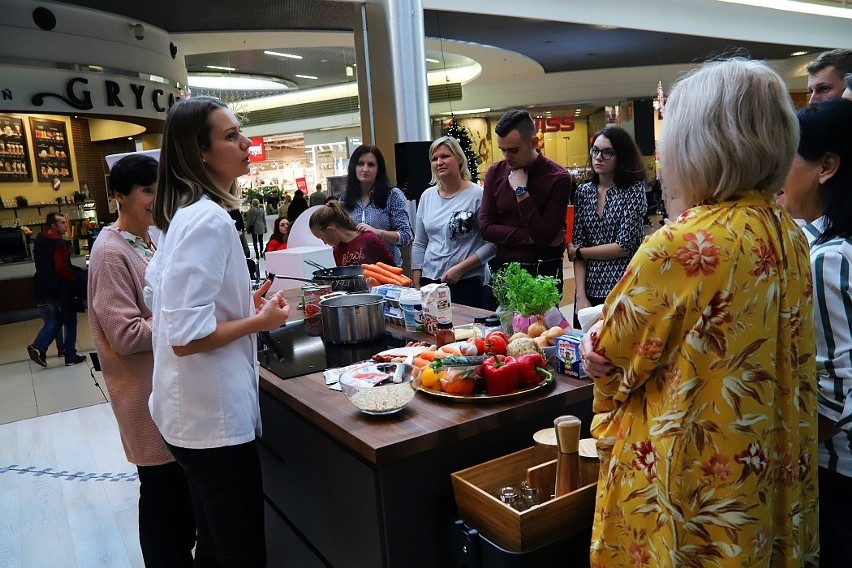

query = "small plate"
[415,369,554,403]
[373,346,430,359]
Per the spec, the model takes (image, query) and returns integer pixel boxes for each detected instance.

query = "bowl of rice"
[338,362,419,415]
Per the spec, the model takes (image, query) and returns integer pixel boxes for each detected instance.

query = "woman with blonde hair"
[146,96,290,566]
[411,136,494,308]
[581,59,818,566]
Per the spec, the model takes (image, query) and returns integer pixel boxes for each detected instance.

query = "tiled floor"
[0,312,107,426]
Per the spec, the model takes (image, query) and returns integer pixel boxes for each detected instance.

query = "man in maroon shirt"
[27,213,86,367]
[480,109,574,300]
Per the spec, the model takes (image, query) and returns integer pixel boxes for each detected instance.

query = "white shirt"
[804,216,852,476]
[145,197,259,449]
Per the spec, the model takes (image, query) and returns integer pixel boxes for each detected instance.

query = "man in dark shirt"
[480,109,574,297]
[27,212,86,367]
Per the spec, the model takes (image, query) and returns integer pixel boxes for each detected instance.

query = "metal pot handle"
[320,291,348,301]
[305,259,329,271]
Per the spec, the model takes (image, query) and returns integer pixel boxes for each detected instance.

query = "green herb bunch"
[492,262,561,316]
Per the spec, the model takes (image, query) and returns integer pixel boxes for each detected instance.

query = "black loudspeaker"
[394,141,433,200]
[632,98,656,156]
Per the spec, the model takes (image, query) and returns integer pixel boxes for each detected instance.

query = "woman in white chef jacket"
[145,96,289,566]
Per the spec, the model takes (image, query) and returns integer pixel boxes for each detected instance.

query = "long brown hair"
[309,200,357,233]
[154,96,241,231]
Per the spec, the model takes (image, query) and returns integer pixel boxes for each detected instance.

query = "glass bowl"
[338,362,419,415]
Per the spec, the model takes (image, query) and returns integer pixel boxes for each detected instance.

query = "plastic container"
[399,289,424,333]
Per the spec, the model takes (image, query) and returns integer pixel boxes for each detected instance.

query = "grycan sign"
[248,138,266,162]
[0,67,184,120]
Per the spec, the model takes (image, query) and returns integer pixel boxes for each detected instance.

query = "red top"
[334,232,396,267]
[265,237,288,253]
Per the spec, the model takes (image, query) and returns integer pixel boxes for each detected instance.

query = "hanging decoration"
[444,118,479,183]
[653,81,667,119]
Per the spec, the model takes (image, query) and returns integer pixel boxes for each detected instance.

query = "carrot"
[363,268,392,284]
[419,350,439,361]
[377,262,403,275]
[412,357,430,368]
[397,274,413,287]
[362,263,407,286]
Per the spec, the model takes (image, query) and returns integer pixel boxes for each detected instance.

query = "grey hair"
[659,58,798,206]
[428,136,471,186]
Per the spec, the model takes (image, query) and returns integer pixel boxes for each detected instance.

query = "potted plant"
[492,262,568,334]
[14,195,28,207]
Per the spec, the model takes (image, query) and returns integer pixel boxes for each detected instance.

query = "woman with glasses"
[568,126,646,328]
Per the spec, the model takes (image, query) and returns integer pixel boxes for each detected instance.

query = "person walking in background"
[27,212,86,367]
[278,193,291,219]
[146,96,290,566]
[580,58,818,566]
[264,216,290,253]
[309,201,396,267]
[776,98,852,567]
[342,144,412,267]
[244,198,266,259]
[479,109,573,297]
[309,183,327,207]
[568,126,646,329]
[411,136,494,309]
[807,48,852,103]
[228,206,251,258]
[286,189,309,224]
[88,154,195,566]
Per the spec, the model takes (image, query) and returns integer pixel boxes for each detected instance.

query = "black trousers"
[166,440,266,567]
[136,461,196,568]
[819,466,852,567]
[249,232,263,258]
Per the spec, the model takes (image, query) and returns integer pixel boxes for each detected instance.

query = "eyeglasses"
[590,147,617,160]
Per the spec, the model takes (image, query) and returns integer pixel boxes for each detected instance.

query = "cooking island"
[258,292,594,568]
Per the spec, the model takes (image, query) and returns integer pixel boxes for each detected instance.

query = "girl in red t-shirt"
[309,201,396,267]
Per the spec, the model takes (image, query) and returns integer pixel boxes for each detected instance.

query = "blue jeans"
[166,440,266,567]
[33,300,77,358]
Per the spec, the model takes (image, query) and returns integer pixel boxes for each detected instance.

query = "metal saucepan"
[268,270,367,293]
[319,292,386,344]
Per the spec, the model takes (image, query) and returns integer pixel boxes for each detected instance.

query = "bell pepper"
[515,353,545,386]
[481,355,521,395]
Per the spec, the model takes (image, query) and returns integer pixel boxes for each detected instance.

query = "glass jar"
[436,320,455,347]
[473,315,488,338]
[483,315,502,336]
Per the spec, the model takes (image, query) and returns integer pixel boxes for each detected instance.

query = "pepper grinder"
[554,415,581,497]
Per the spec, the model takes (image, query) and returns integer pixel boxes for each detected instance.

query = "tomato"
[440,375,476,395]
[484,331,508,355]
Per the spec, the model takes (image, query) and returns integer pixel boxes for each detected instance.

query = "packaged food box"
[555,332,587,378]
[420,283,452,336]
[371,284,407,326]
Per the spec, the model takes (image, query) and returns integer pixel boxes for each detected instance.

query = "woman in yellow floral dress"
[581,58,819,567]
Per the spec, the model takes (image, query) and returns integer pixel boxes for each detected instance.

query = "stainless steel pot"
[320,293,386,344]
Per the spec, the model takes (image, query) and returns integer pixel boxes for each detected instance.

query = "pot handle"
[305,259,328,271]
[320,291,348,301]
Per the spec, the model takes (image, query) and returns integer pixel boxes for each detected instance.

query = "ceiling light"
[295,74,318,80]
[425,58,440,63]
[718,0,852,18]
[264,50,303,60]
[188,75,290,91]
[207,65,236,71]
[790,51,808,56]
[438,108,491,116]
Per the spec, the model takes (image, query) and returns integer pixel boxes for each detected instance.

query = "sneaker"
[27,344,47,368]
[65,354,87,366]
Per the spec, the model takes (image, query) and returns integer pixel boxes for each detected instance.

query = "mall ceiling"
[57,0,830,97]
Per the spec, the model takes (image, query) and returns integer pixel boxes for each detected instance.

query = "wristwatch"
[514,186,527,196]
[575,247,583,260]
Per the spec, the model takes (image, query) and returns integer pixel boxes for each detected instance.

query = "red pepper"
[515,353,545,386]
[481,355,521,395]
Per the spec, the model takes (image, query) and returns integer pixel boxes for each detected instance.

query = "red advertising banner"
[248,137,265,162]
[295,177,308,193]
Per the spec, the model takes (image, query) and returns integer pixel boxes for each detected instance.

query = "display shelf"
[0,200,96,229]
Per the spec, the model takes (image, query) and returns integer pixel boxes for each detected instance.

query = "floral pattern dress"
[590,190,819,567]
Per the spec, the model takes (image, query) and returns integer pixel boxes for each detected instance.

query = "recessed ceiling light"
[790,51,808,56]
[425,58,440,63]
[264,50,303,60]
[295,74,318,80]
[188,75,290,90]
[207,65,236,71]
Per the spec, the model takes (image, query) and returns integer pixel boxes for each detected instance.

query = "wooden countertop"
[259,289,593,465]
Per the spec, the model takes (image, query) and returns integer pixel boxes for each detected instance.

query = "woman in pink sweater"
[88,154,195,565]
